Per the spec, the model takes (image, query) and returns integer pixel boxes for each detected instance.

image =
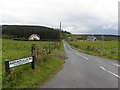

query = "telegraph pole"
[101,35,104,54]
[60,22,61,31]
[59,22,62,41]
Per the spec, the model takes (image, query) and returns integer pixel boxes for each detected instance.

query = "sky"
[0,0,119,35]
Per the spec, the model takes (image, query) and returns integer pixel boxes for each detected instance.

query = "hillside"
[2,25,63,40]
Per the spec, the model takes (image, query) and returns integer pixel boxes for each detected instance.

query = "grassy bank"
[68,40,119,60]
[2,39,64,88]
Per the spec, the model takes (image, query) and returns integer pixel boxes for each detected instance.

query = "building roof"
[29,34,39,37]
[87,36,97,39]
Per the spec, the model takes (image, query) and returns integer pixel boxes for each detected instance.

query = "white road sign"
[9,57,33,68]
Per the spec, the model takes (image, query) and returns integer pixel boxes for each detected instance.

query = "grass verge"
[67,40,119,60]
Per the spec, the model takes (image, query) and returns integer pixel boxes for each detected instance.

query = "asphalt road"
[42,41,119,88]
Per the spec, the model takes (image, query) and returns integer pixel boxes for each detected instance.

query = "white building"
[87,36,97,41]
[28,34,40,41]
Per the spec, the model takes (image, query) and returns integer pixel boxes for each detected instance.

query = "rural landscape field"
[1,25,68,88]
[65,34,119,60]
[2,39,65,88]
[68,40,119,60]
[1,24,119,89]
[1,0,119,89]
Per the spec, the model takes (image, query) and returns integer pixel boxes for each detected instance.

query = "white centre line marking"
[76,53,89,60]
[112,63,120,67]
[100,66,120,78]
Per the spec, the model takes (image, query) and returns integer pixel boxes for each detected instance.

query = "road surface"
[42,42,119,88]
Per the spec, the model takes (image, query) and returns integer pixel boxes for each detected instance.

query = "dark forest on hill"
[2,25,70,40]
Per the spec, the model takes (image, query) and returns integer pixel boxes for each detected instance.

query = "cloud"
[0,0,119,35]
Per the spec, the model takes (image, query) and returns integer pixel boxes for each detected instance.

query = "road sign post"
[5,60,10,76]
[32,55,35,69]
[5,57,33,76]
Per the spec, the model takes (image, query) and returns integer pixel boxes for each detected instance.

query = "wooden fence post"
[5,60,10,76]
[32,44,36,55]
[31,44,36,69]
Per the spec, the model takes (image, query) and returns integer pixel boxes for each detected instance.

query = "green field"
[68,40,119,60]
[2,39,64,88]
